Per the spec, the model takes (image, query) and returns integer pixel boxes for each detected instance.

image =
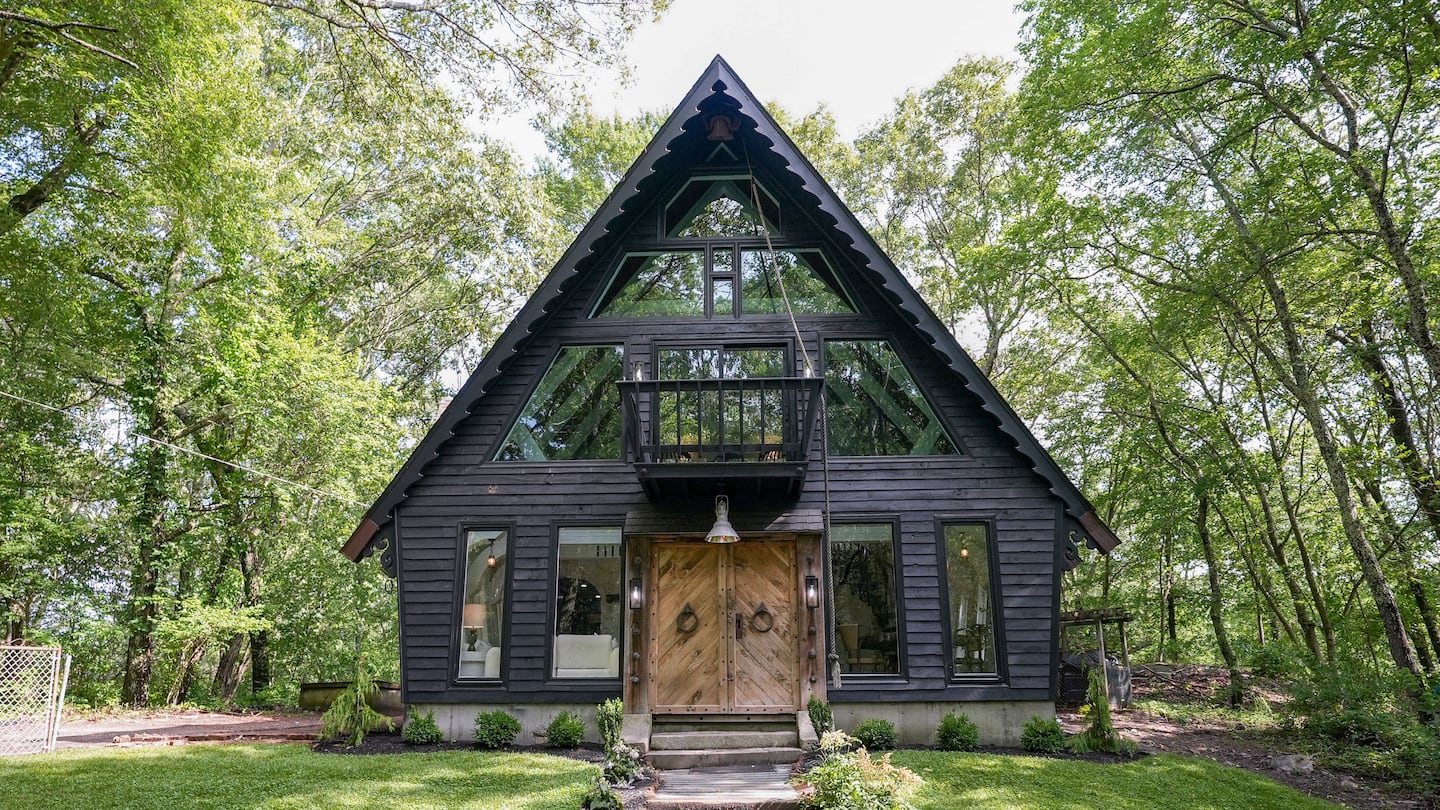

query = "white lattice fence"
[0,646,71,756]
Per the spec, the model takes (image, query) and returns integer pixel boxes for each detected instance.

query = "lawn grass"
[2,744,1345,810]
[0,744,596,810]
[894,751,1342,810]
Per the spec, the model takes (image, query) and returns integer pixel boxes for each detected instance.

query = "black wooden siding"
[393,159,1062,706]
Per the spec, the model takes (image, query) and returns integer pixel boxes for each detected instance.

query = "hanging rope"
[742,142,840,688]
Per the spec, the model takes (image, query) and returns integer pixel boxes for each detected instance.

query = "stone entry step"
[647,715,804,768]
[647,763,801,809]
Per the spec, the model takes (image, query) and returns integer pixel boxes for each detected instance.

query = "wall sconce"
[805,575,819,609]
[629,576,644,610]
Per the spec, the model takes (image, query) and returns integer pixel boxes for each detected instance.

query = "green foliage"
[808,695,834,736]
[1020,716,1066,753]
[597,697,624,750]
[581,775,624,810]
[1288,660,1416,747]
[602,740,645,786]
[474,710,522,749]
[935,713,979,751]
[1069,667,1136,756]
[402,708,443,745]
[317,662,395,746]
[853,719,898,751]
[893,750,1344,809]
[795,731,923,810]
[542,710,585,749]
[0,745,597,809]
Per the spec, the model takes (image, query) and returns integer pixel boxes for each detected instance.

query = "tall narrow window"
[831,523,900,675]
[944,524,997,676]
[824,340,958,456]
[553,527,623,679]
[459,529,507,679]
[496,345,623,461]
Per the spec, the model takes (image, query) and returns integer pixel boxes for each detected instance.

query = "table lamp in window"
[463,603,487,651]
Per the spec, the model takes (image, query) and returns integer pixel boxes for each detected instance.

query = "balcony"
[618,376,823,502]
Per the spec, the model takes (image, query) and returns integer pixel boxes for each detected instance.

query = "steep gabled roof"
[343,56,1119,570]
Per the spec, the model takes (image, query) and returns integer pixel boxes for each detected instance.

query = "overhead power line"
[0,387,368,507]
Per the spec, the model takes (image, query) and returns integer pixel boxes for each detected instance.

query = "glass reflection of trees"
[496,346,623,461]
[824,340,958,456]
[831,524,899,675]
[655,347,788,458]
[741,251,852,315]
[600,253,707,317]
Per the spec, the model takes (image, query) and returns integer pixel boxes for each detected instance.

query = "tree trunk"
[1197,495,1244,706]
[242,541,269,696]
[212,634,248,704]
[0,111,108,236]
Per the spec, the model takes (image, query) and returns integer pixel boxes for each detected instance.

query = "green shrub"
[318,661,395,746]
[795,731,922,810]
[1020,715,1065,753]
[597,697,624,750]
[807,695,833,736]
[936,712,979,751]
[580,775,623,810]
[604,740,646,786]
[1069,667,1136,756]
[473,709,521,749]
[542,710,585,748]
[402,707,443,745]
[854,718,897,751]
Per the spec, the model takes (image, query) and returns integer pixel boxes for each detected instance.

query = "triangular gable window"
[666,177,780,238]
[495,345,623,461]
[741,250,853,315]
[824,340,960,456]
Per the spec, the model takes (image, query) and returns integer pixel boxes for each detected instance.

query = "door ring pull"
[676,603,699,634]
[750,603,774,633]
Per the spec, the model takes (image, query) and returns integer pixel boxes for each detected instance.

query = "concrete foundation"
[830,700,1055,747]
[428,702,600,746]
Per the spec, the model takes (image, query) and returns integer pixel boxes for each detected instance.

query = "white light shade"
[704,495,740,544]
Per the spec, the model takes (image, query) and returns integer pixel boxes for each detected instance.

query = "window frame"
[546,523,626,682]
[934,516,1006,683]
[454,524,516,684]
[827,516,907,680]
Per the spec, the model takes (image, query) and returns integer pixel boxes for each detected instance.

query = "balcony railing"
[618,376,823,501]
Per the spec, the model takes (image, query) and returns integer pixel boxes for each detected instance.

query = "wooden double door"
[650,541,798,713]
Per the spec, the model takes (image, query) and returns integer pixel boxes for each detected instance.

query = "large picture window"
[459,529,507,679]
[944,523,998,676]
[553,527,623,679]
[831,523,900,675]
[496,345,623,461]
[824,340,958,456]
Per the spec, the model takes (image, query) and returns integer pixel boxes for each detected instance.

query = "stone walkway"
[648,764,801,809]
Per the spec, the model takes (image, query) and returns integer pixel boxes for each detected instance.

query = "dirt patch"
[56,708,328,749]
[1059,664,1436,810]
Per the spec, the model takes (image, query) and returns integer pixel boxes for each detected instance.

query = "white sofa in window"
[554,634,619,678]
[459,645,502,678]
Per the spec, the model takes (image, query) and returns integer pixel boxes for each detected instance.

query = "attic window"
[741,250,853,314]
[666,177,779,238]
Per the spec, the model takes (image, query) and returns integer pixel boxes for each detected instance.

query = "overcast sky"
[491,0,1025,156]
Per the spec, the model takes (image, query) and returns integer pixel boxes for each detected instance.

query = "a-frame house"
[343,57,1118,753]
